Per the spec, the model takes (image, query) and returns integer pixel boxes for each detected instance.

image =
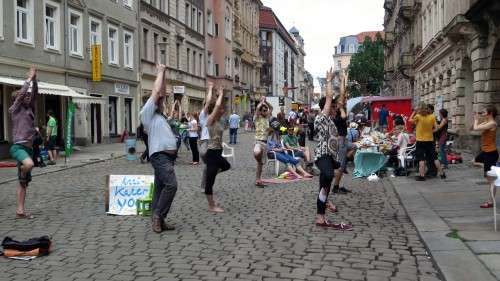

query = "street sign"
[173,86,185,94]
[115,83,130,95]
[91,44,101,82]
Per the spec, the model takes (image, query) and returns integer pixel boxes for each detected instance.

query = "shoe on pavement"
[333,186,352,194]
[332,222,353,231]
[415,176,426,181]
[47,160,56,165]
[152,217,162,233]
[161,221,175,231]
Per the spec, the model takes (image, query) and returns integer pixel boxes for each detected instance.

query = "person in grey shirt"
[140,64,178,233]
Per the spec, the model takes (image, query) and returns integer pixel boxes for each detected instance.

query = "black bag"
[2,236,51,253]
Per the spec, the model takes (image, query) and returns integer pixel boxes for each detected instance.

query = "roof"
[289,26,299,34]
[356,31,384,43]
[260,7,298,54]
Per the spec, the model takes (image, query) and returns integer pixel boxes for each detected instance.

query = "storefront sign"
[91,44,102,82]
[173,86,185,94]
[106,175,154,215]
[115,83,130,95]
[234,96,240,105]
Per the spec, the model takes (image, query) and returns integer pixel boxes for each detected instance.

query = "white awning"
[0,76,104,104]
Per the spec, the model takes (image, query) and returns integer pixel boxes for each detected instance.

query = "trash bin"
[125,138,137,161]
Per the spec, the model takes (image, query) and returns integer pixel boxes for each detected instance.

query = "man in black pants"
[313,68,352,231]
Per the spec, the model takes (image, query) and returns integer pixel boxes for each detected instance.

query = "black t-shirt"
[334,115,348,137]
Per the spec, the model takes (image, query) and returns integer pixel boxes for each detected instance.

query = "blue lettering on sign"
[112,185,151,211]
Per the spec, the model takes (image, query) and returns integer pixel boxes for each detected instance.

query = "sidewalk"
[388,160,500,281]
[0,142,145,185]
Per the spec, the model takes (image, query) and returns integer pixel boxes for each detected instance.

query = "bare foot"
[208,206,224,213]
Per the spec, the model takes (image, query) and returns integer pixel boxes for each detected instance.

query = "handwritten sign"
[106,175,154,215]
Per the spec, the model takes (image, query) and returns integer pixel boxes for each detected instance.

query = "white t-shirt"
[188,119,199,138]
[199,110,210,141]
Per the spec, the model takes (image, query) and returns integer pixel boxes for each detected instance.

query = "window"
[192,50,196,75]
[215,23,219,37]
[348,44,355,53]
[176,0,179,19]
[197,11,202,33]
[108,25,118,64]
[44,1,60,50]
[225,56,231,76]
[160,37,167,64]
[224,8,231,40]
[124,31,133,68]
[0,0,3,38]
[15,0,33,43]
[109,97,117,135]
[198,53,202,76]
[176,43,180,69]
[192,7,196,29]
[159,0,164,12]
[69,10,83,56]
[89,18,102,61]
[207,11,213,35]
[207,52,213,75]
[215,64,219,76]
[187,48,190,73]
[185,3,189,26]
[123,0,133,9]
[153,33,158,63]
[142,28,148,59]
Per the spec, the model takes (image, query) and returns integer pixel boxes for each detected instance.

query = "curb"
[386,176,498,281]
[0,154,126,186]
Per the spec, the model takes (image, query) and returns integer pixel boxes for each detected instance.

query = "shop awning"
[0,76,104,105]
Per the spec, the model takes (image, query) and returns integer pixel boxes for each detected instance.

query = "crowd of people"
[7,65,499,234]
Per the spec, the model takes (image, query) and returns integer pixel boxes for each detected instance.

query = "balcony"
[399,52,413,69]
[399,0,417,20]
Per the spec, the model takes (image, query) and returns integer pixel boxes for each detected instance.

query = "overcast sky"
[260,0,385,88]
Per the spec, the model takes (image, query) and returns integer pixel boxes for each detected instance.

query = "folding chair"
[222,142,235,165]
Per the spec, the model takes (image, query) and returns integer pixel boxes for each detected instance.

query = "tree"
[348,33,384,97]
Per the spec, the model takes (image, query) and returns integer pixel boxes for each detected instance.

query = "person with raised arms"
[253,96,273,187]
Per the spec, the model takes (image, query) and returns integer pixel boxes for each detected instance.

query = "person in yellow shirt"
[410,103,446,181]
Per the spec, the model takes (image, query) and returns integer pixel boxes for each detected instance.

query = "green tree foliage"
[348,33,384,97]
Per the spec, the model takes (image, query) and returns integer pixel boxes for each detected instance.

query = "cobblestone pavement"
[0,133,442,281]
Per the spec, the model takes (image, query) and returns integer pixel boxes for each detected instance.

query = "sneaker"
[440,173,446,179]
[332,222,353,231]
[415,176,426,181]
[47,160,56,165]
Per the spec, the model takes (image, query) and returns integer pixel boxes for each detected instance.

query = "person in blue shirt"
[378,104,389,132]
[267,136,313,178]
[228,112,240,144]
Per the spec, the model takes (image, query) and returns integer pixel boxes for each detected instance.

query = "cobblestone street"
[0,133,441,281]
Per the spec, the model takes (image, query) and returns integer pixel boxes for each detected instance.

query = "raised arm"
[473,113,497,131]
[322,67,334,116]
[203,82,214,114]
[207,88,224,126]
[255,96,266,119]
[141,65,166,126]
[9,67,36,113]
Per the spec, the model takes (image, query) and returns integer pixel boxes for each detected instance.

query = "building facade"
[140,0,206,114]
[205,0,234,111]
[384,0,500,150]
[290,27,306,104]
[0,0,141,158]
[259,6,299,112]
[232,0,263,115]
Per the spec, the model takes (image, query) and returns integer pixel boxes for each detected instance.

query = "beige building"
[384,0,500,150]
[232,0,263,114]
[139,0,206,114]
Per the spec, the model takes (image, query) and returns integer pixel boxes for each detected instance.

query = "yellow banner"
[234,96,241,105]
[92,44,101,82]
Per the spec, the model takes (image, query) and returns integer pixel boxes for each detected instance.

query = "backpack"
[1,236,52,257]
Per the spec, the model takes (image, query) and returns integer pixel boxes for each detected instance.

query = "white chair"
[398,143,416,169]
[222,142,235,165]
[266,150,281,176]
[487,168,500,231]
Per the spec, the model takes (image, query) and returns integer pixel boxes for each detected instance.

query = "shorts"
[254,140,268,163]
[415,141,437,162]
[475,150,499,176]
[47,136,57,150]
[292,150,305,158]
[9,144,33,185]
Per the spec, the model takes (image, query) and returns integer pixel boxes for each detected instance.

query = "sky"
[260,0,385,89]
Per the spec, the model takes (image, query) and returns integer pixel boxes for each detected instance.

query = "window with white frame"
[224,7,231,40]
[197,11,202,33]
[207,11,213,35]
[207,52,213,76]
[90,18,101,46]
[44,1,60,50]
[15,0,33,43]
[123,0,133,9]
[185,3,190,26]
[191,7,196,29]
[69,10,83,56]
[225,56,231,76]
[124,31,133,68]
[108,25,119,64]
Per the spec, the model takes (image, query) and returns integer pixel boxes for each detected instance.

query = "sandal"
[255,181,267,188]
[480,202,493,208]
[332,222,353,231]
[316,219,335,227]
[15,213,34,219]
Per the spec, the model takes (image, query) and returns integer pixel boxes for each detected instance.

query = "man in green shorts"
[8,67,38,219]
[46,110,58,165]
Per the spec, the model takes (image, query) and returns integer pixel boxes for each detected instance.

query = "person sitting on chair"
[267,135,312,179]
[283,126,312,164]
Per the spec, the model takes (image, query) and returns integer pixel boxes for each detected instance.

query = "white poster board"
[107,175,154,215]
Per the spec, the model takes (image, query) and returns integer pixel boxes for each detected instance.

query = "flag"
[65,102,76,157]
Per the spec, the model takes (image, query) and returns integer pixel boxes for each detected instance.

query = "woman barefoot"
[254,97,273,187]
[204,88,231,213]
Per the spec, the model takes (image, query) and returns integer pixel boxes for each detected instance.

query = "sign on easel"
[105,175,154,215]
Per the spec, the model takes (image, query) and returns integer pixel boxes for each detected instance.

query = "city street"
[0,133,441,281]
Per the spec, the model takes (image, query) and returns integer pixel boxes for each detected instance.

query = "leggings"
[315,155,340,215]
[189,137,200,162]
[205,149,231,195]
